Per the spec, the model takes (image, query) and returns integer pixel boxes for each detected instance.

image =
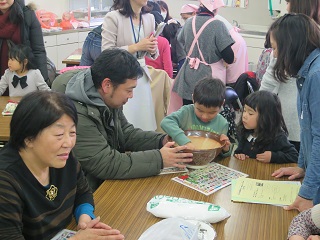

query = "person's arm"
[73,104,163,181]
[143,14,159,59]
[177,22,186,50]
[33,70,50,91]
[214,20,235,64]
[0,70,10,96]
[270,134,299,164]
[298,72,320,202]
[259,53,281,93]
[0,171,24,239]
[73,158,95,221]
[220,45,234,64]
[160,37,173,78]
[26,9,48,81]
[175,28,186,63]
[234,137,245,155]
[220,121,232,157]
[160,106,191,146]
[288,204,320,240]
[101,11,127,51]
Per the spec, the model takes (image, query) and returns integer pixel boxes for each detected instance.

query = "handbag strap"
[187,16,216,63]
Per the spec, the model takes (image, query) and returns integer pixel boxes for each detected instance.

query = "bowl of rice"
[179,130,226,169]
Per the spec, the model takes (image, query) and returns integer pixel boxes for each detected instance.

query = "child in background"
[161,78,231,156]
[0,44,50,97]
[255,29,272,84]
[288,204,320,240]
[234,91,298,163]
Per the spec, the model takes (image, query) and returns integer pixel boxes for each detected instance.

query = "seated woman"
[0,91,124,239]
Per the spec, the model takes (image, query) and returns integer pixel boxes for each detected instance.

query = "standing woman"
[173,0,234,105]
[0,0,48,96]
[0,91,124,239]
[101,0,158,131]
[271,14,320,212]
[260,0,320,153]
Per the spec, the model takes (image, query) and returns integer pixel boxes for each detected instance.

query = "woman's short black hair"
[193,78,225,108]
[10,91,78,150]
[91,48,143,89]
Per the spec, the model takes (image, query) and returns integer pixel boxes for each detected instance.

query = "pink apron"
[168,16,226,114]
[226,27,248,84]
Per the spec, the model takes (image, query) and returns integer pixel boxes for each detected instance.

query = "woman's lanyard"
[130,13,142,58]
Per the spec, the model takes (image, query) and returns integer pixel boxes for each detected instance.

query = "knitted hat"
[199,0,225,12]
[180,4,199,14]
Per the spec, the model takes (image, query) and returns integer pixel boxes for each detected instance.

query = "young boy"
[161,78,231,156]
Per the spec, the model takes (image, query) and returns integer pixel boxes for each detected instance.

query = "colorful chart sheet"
[172,162,248,196]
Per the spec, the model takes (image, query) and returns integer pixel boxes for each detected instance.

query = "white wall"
[26,0,287,28]
[25,0,69,17]
[167,0,287,28]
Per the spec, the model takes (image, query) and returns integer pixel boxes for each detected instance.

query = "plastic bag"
[138,218,199,240]
[60,11,79,30]
[36,10,58,29]
[146,195,230,223]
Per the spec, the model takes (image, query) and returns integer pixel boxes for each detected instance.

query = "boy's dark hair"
[237,91,288,151]
[193,78,225,108]
[8,44,36,72]
[10,91,78,150]
[90,48,143,89]
[270,13,320,82]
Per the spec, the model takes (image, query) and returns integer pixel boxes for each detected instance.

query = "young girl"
[0,44,50,97]
[234,90,298,163]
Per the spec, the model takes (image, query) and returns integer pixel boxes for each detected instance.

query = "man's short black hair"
[91,48,143,89]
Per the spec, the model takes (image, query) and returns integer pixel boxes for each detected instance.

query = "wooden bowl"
[179,130,226,169]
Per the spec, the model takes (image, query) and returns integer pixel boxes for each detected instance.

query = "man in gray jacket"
[63,48,192,191]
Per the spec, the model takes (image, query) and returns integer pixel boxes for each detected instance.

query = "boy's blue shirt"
[161,104,231,156]
[297,48,320,203]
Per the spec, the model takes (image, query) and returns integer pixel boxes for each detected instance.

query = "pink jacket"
[145,36,173,78]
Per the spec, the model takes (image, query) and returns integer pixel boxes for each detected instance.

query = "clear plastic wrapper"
[138,217,217,240]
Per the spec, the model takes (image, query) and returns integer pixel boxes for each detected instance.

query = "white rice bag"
[146,195,230,223]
